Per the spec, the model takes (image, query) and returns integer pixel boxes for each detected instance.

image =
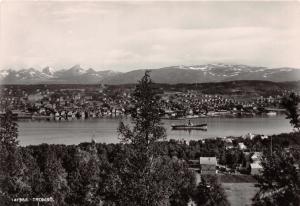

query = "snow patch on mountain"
[0,70,9,79]
[189,66,208,71]
[42,66,55,76]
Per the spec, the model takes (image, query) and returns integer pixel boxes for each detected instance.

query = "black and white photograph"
[0,1,300,205]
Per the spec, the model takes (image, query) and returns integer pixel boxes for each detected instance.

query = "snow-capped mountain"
[102,64,300,84]
[0,65,120,84]
[0,64,299,84]
[42,66,55,76]
[0,70,10,80]
[0,68,54,84]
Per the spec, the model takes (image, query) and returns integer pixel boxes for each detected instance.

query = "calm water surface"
[17,115,293,146]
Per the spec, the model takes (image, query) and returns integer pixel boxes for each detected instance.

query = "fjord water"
[17,115,293,146]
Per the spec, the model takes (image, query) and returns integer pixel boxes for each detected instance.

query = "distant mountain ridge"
[0,63,300,84]
[0,65,119,84]
[102,64,300,84]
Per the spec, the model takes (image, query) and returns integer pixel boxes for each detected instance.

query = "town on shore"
[1,81,298,120]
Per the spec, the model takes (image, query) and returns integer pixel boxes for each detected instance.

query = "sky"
[1,1,300,71]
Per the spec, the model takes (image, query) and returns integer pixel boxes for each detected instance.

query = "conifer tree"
[282,93,300,132]
[191,175,229,206]
[119,70,166,155]
[117,71,169,205]
[253,149,300,206]
[0,109,18,152]
[67,142,103,205]
[103,71,195,206]
[0,110,21,204]
[43,150,69,205]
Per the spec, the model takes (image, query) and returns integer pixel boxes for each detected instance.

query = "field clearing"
[220,174,257,183]
[222,183,258,206]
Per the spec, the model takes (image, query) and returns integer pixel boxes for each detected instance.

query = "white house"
[251,152,262,162]
[238,142,247,150]
[200,157,217,174]
[244,133,255,140]
[251,152,263,175]
[250,162,262,175]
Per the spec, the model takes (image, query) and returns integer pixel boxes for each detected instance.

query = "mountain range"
[1,63,300,85]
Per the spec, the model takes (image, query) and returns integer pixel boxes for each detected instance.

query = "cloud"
[1,1,300,71]
[106,27,299,68]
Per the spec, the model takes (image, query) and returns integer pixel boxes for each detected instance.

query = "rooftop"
[200,157,217,165]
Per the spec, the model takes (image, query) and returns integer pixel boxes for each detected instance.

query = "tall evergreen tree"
[43,150,69,205]
[253,149,300,206]
[0,110,21,204]
[66,142,103,205]
[104,71,194,206]
[118,71,168,205]
[191,175,229,206]
[0,110,18,152]
[282,93,300,132]
[119,70,166,154]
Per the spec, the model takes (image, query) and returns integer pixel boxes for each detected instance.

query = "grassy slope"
[222,183,258,206]
[220,174,258,206]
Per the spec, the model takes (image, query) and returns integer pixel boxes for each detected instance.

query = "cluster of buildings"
[0,85,131,119]
[160,91,286,119]
[0,85,293,119]
[187,134,267,177]
[188,154,262,176]
[188,132,300,180]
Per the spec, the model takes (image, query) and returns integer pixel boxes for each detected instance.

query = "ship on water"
[171,120,207,130]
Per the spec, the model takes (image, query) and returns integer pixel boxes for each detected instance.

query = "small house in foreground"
[200,157,217,174]
[250,162,263,175]
[250,152,263,175]
[238,142,247,150]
